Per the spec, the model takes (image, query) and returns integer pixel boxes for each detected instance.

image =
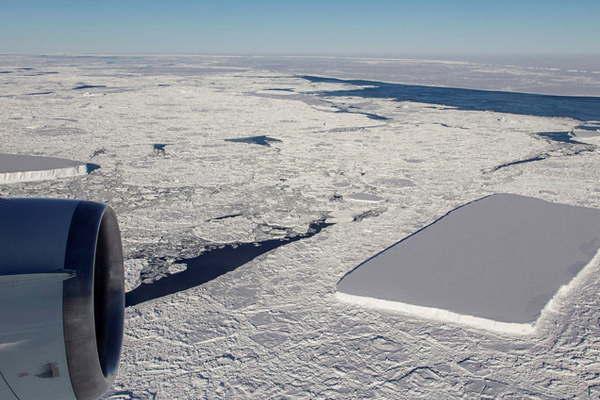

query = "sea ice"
[346,192,385,202]
[3,54,600,397]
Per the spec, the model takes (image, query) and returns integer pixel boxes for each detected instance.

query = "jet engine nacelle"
[0,198,124,400]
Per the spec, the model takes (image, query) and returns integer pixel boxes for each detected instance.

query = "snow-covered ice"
[337,193,600,335]
[0,153,91,184]
[2,55,600,399]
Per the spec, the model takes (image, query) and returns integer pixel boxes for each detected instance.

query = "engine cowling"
[0,198,124,400]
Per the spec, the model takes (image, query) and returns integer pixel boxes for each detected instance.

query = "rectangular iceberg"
[337,194,600,334]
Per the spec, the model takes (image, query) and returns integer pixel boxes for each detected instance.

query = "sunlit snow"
[2,54,600,399]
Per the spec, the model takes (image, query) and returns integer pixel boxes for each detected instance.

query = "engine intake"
[0,198,124,400]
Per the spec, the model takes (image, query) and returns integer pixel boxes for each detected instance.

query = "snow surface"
[1,55,600,399]
[337,193,600,333]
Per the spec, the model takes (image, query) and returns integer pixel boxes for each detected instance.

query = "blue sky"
[1,0,599,56]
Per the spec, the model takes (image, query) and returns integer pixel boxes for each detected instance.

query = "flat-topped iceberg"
[0,153,92,184]
[337,194,600,334]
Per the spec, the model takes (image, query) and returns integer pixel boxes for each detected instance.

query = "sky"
[1,0,599,56]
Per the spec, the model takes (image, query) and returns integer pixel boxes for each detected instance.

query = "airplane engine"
[0,198,124,400]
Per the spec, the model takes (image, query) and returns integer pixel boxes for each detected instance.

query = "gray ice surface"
[338,194,600,324]
[346,192,385,202]
[0,153,84,173]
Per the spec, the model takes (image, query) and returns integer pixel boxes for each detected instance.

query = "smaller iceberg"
[0,153,94,184]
